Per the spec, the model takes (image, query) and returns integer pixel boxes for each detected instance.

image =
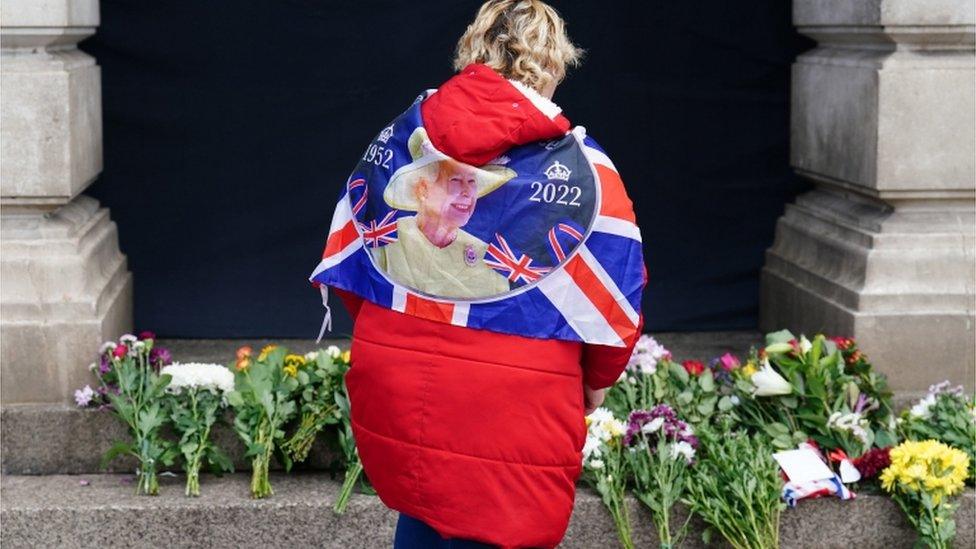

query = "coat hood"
[420,63,572,166]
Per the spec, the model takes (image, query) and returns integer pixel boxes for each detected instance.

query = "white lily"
[751,359,793,396]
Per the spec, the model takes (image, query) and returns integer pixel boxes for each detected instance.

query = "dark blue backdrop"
[81,1,812,338]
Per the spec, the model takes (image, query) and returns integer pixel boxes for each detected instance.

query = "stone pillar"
[761,0,975,391]
[1,0,132,404]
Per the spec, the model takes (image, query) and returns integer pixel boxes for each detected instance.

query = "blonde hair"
[453,0,584,93]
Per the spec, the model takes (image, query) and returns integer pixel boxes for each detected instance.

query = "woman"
[314,1,646,547]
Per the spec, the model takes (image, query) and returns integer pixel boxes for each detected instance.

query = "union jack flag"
[484,233,550,285]
[358,210,398,248]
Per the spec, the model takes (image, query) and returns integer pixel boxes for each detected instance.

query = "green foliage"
[683,427,785,549]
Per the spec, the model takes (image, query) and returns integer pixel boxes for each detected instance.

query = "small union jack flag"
[547,220,584,263]
[359,210,398,248]
[348,177,368,216]
[484,233,550,285]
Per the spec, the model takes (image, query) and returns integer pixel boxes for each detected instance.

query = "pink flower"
[138,330,156,341]
[718,353,740,371]
[682,360,705,376]
[113,344,128,359]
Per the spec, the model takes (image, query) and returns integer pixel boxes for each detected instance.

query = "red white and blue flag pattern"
[310,93,644,347]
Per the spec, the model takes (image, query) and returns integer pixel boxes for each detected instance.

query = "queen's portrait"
[370,127,516,298]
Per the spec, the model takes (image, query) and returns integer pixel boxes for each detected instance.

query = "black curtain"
[81,1,812,338]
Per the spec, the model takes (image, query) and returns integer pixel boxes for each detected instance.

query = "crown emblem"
[544,161,571,181]
[377,125,394,144]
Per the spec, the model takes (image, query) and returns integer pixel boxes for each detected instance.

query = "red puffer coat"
[338,64,643,549]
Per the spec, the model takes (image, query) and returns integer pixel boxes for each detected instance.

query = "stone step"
[1,472,973,548]
[0,334,929,475]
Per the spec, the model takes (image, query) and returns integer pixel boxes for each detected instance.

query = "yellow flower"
[341,350,351,364]
[258,344,278,362]
[741,360,758,377]
[881,440,969,505]
[282,354,305,378]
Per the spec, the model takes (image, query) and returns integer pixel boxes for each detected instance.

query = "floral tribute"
[89,332,177,495]
[623,405,699,548]
[582,407,633,549]
[160,362,236,496]
[226,344,299,499]
[881,440,970,549]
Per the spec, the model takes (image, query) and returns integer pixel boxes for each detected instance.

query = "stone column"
[1,0,132,404]
[761,0,975,391]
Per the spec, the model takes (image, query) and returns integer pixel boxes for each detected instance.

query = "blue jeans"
[393,513,497,549]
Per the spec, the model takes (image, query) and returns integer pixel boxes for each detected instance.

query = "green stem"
[333,458,364,514]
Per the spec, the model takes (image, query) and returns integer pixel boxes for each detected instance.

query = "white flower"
[751,359,793,396]
[669,441,696,464]
[827,411,870,444]
[588,459,605,470]
[304,351,318,361]
[99,341,117,353]
[74,385,95,407]
[327,345,342,359]
[119,334,138,344]
[626,335,671,375]
[909,394,936,419]
[641,417,665,434]
[627,376,637,385]
[730,395,741,405]
[87,362,97,372]
[799,336,813,354]
[132,340,146,351]
[161,363,235,395]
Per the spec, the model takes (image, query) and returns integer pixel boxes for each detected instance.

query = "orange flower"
[235,357,251,372]
[236,346,252,360]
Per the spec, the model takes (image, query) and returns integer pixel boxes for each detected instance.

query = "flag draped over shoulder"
[310,91,644,347]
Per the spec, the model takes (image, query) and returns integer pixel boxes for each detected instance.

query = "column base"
[760,187,975,391]
[1,195,132,404]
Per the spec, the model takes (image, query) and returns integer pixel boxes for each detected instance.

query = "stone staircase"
[2,334,972,548]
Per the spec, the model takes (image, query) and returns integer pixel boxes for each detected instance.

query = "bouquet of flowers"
[226,344,298,498]
[880,440,970,549]
[582,407,633,549]
[160,362,236,496]
[898,381,976,484]
[683,427,784,549]
[75,330,173,409]
[282,346,346,465]
[92,332,177,495]
[623,405,699,549]
[606,336,738,428]
[730,331,895,458]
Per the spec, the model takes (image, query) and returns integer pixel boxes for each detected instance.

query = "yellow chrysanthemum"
[741,360,758,377]
[880,440,969,505]
[283,364,298,377]
[341,350,352,364]
[258,344,278,362]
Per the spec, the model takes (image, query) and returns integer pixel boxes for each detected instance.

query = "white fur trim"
[507,78,562,119]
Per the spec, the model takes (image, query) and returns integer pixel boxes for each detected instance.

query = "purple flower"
[624,405,698,447]
[74,385,95,407]
[149,347,172,370]
[98,355,111,375]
